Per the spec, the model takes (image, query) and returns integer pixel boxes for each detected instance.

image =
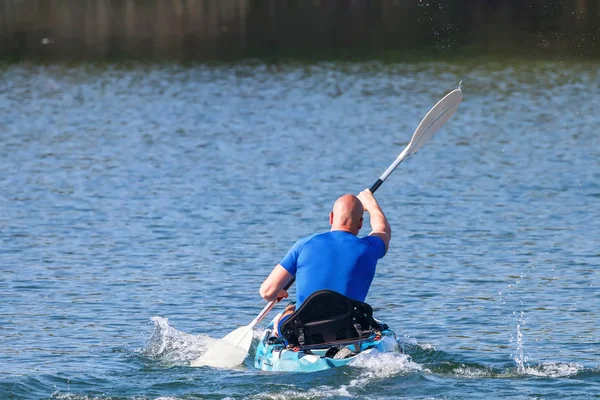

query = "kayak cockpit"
[280,290,384,347]
[254,290,401,372]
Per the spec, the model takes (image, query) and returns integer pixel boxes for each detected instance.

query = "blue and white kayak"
[254,315,401,372]
[253,290,402,372]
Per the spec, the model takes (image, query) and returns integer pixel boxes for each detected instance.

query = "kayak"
[253,290,402,372]
[254,318,400,372]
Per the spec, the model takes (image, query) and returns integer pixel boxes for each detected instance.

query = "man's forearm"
[369,208,391,236]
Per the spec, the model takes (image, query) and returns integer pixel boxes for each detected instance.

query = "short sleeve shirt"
[280,230,386,308]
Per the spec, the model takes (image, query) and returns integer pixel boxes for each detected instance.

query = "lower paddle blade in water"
[190,325,253,368]
[190,339,249,368]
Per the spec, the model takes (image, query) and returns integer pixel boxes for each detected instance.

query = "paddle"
[191,87,462,369]
[370,87,463,193]
[190,278,295,368]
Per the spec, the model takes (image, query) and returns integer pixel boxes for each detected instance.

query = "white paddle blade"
[190,325,254,368]
[406,88,463,156]
[374,88,463,186]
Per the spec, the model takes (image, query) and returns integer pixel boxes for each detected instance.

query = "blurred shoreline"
[0,0,598,62]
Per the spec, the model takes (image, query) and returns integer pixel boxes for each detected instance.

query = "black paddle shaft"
[369,179,384,194]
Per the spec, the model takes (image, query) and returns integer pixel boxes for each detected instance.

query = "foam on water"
[252,386,353,400]
[350,352,423,376]
[253,352,421,399]
[450,364,497,378]
[518,362,584,378]
[52,395,100,400]
[52,395,182,400]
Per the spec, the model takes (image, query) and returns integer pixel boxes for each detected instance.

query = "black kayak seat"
[280,290,375,347]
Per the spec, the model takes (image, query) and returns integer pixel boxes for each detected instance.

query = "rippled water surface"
[1,61,599,399]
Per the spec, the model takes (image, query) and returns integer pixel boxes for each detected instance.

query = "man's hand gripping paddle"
[191,87,463,369]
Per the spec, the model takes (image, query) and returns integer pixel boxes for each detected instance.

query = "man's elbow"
[259,284,269,300]
[259,283,276,301]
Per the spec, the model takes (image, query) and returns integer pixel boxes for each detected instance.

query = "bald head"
[329,194,364,235]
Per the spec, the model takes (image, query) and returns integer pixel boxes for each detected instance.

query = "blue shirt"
[280,230,386,308]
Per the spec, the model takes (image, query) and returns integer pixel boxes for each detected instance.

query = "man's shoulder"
[301,231,330,244]
[361,235,387,258]
[292,232,327,248]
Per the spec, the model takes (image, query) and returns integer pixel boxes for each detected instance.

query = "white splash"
[507,312,582,378]
[350,352,423,376]
[512,311,528,373]
[401,334,436,351]
[345,352,424,392]
[418,343,437,351]
[142,316,216,366]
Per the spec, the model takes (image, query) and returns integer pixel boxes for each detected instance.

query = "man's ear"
[329,212,334,225]
[358,216,364,230]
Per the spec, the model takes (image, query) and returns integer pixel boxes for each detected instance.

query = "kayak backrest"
[280,290,375,347]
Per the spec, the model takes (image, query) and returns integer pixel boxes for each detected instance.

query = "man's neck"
[330,226,356,235]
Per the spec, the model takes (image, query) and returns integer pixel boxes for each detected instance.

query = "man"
[259,188,391,335]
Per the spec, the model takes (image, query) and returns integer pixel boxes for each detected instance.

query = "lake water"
[1,61,598,399]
